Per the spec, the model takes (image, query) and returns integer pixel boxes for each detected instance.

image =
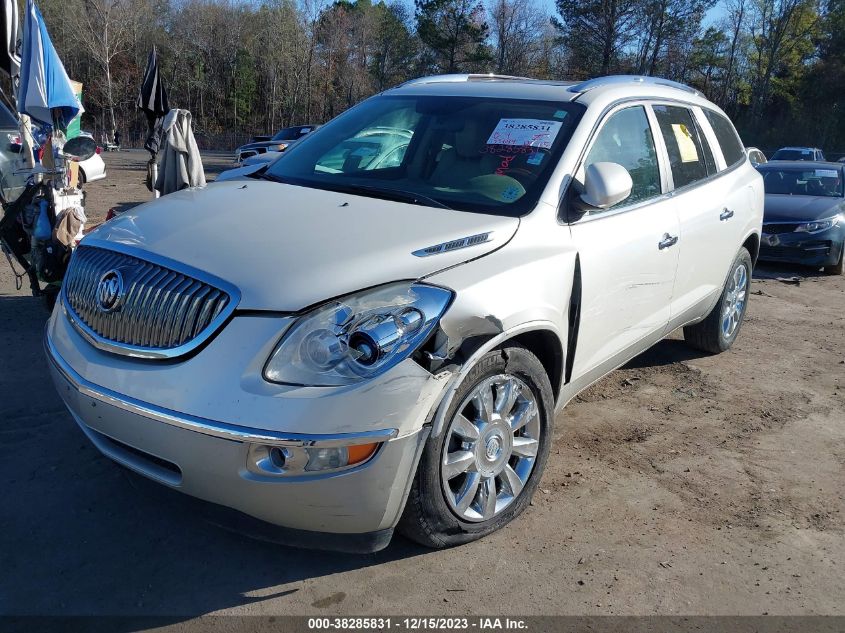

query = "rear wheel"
[684,247,752,354]
[398,344,553,548]
[824,247,844,275]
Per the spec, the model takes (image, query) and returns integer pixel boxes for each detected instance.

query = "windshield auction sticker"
[486,119,563,149]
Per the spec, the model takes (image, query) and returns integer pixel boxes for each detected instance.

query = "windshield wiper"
[338,183,453,210]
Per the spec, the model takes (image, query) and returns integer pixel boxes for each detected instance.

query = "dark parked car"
[757,161,845,274]
[235,124,319,163]
[770,146,826,161]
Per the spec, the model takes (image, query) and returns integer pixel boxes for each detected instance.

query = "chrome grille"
[63,245,235,358]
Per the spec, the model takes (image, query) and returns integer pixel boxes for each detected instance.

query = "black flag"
[137,46,170,155]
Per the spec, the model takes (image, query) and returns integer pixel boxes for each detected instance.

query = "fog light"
[269,447,288,469]
[304,443,379,472]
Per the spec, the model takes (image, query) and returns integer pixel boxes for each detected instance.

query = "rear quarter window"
[703,110,745,167]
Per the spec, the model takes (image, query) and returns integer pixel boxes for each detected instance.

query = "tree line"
[22,0,845,153]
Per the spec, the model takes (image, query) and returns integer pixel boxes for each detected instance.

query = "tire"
[684,247,752,354]
[78,168,87,185]
[398,344,554,548]
[823,246,844,275]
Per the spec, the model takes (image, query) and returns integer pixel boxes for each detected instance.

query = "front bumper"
[45,308,449,551]
[759,229,844,267]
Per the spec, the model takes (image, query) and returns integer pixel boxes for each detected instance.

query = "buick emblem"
[96,269,125,313]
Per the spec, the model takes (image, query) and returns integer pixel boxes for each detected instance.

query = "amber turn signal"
[347,442,379,465]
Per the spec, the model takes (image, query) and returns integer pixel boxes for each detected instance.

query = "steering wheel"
[500,167,537,186]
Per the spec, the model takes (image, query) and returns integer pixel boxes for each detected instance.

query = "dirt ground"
[1,150,843,618]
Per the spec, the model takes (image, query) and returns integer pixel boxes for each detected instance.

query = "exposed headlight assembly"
[795,214,842,233]
[264,282,453,386]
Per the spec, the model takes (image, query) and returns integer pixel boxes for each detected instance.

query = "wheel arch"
[743,232,760,266]
[429,322,566,438]
[509,330,564,405]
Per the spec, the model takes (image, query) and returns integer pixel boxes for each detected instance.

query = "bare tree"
[488,0,547,75]
[721,0,748,106]
[73,0,134,137]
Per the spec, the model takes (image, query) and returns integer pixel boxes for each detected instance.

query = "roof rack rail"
[570,75,703,97]
[401,73,533,86]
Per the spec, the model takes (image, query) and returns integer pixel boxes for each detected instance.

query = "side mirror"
[61,136,98,161]
[580,162,633,210]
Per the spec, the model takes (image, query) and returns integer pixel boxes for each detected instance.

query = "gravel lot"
[1,150,843,618]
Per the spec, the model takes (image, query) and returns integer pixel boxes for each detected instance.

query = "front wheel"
[683,247,752,354]
[398,344,554,548]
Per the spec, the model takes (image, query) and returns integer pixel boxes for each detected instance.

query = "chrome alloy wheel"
[441,374,541,522]
[721,261,749,339]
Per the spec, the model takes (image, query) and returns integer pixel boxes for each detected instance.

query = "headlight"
[264,282,453,386]
[795,214,842,233]
[275,142,289,151]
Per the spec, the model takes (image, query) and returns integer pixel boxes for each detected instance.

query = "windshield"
[272,126,312,141]
[264,95,584,216]
[761,167,844,197]
[771,149,815,161]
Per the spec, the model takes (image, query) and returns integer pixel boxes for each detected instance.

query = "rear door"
[650,104,743,325]
[567,103,680,378]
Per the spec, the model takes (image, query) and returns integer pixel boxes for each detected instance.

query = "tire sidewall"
[826,245,844,275]
[718,248,753,349]
[411,345,554,545]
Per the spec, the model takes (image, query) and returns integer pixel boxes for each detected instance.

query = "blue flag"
[17,0,82,128]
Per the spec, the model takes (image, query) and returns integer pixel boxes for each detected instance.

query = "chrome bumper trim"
[44,331,398,448]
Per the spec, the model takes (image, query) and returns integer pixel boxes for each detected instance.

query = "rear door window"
[653,105,712,189]
[703,109,745,167]
[582,105,661,210]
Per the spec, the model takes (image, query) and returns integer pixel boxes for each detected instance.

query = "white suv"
[46,74,763,552]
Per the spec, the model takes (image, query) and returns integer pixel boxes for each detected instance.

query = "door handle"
[658,233,678,250]
[720,208,734,221]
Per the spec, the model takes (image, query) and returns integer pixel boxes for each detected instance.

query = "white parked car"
[75,131,106,183]
[77,151,106,183]
[46,74,763,552]
[215,150,283,182]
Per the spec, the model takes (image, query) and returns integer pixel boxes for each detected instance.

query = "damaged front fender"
[420,212,579,436]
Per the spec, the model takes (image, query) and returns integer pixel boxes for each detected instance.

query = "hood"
[764,195,845,223]
[86,181,519,311]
